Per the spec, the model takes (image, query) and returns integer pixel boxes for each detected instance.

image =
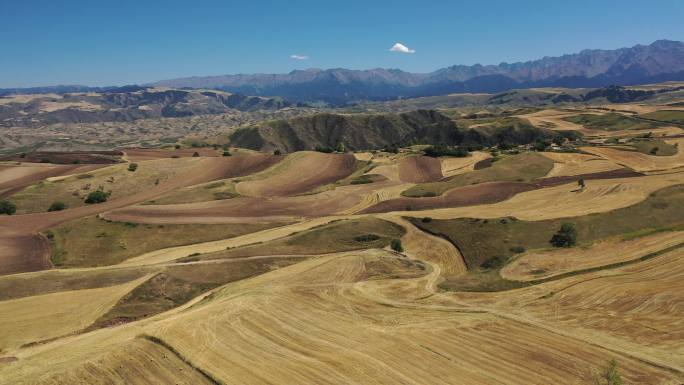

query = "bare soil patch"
[363,182,536,213]
[0,151,122,164]
[397,155,444,183]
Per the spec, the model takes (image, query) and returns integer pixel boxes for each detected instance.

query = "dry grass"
[0,275,149,350]
[9,158,204,213]
[49,216,282,267]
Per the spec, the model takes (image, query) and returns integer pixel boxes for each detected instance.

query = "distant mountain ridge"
[0,88,292,128]
[152,40,684,104]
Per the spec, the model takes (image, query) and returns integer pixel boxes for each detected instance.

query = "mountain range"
[150,40,684,104]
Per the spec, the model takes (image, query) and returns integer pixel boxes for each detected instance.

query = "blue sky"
[1,0,683,87]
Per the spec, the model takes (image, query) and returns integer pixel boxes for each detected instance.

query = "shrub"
[354,234,381,242]
[596,359,623,385]
[578,178,585,189]
[0,200,17,215]
[72,159,81,164]
[127,163,138,172]
[47,201,67,212]
[390,239,403,252]
[650,146,659,155]
[174,144,181,149]
[421,217,432,223]
[480,255,508,269]
[382,145,399,154]
[85,190,109,204]
[509,246,526,254]
[192,152,200,157]
[350,175,373,185]
[314,145,334,153]
[550,223,577,248]
[273,149,282,155]
[222,151,231,157]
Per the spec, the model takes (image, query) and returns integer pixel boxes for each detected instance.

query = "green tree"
[127,163,138,172]
[336,142,346,153]
[391,239,404,252]
[550,223,577,248]
[595,359,623,385]
[47,201,67,212]
[85,190,109,204]
[0,200,17,215]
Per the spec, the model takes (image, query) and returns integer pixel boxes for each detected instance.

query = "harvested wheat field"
[440,151,491,177]
[541,152,624,177]
[581,139,684,172]
[501,230,684,281]
[235,151,357,197]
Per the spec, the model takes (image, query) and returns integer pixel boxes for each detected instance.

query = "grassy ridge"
[563,113,662,131]
[193,217,406,261]
[48,217,283,267]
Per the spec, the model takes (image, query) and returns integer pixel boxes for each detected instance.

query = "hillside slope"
[229,110,559,151]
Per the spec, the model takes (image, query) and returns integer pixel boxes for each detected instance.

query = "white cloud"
[389,43,415,54]
[290,54,309,60]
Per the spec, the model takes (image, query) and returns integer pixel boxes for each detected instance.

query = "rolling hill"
[228,110,561,152]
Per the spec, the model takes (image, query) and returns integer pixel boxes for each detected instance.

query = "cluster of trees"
[550,223,577,248]
[423,145,469,158]
[314,143,347,153]
[85,190,110,204]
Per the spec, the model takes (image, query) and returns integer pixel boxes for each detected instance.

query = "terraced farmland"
[2,105,684,384]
